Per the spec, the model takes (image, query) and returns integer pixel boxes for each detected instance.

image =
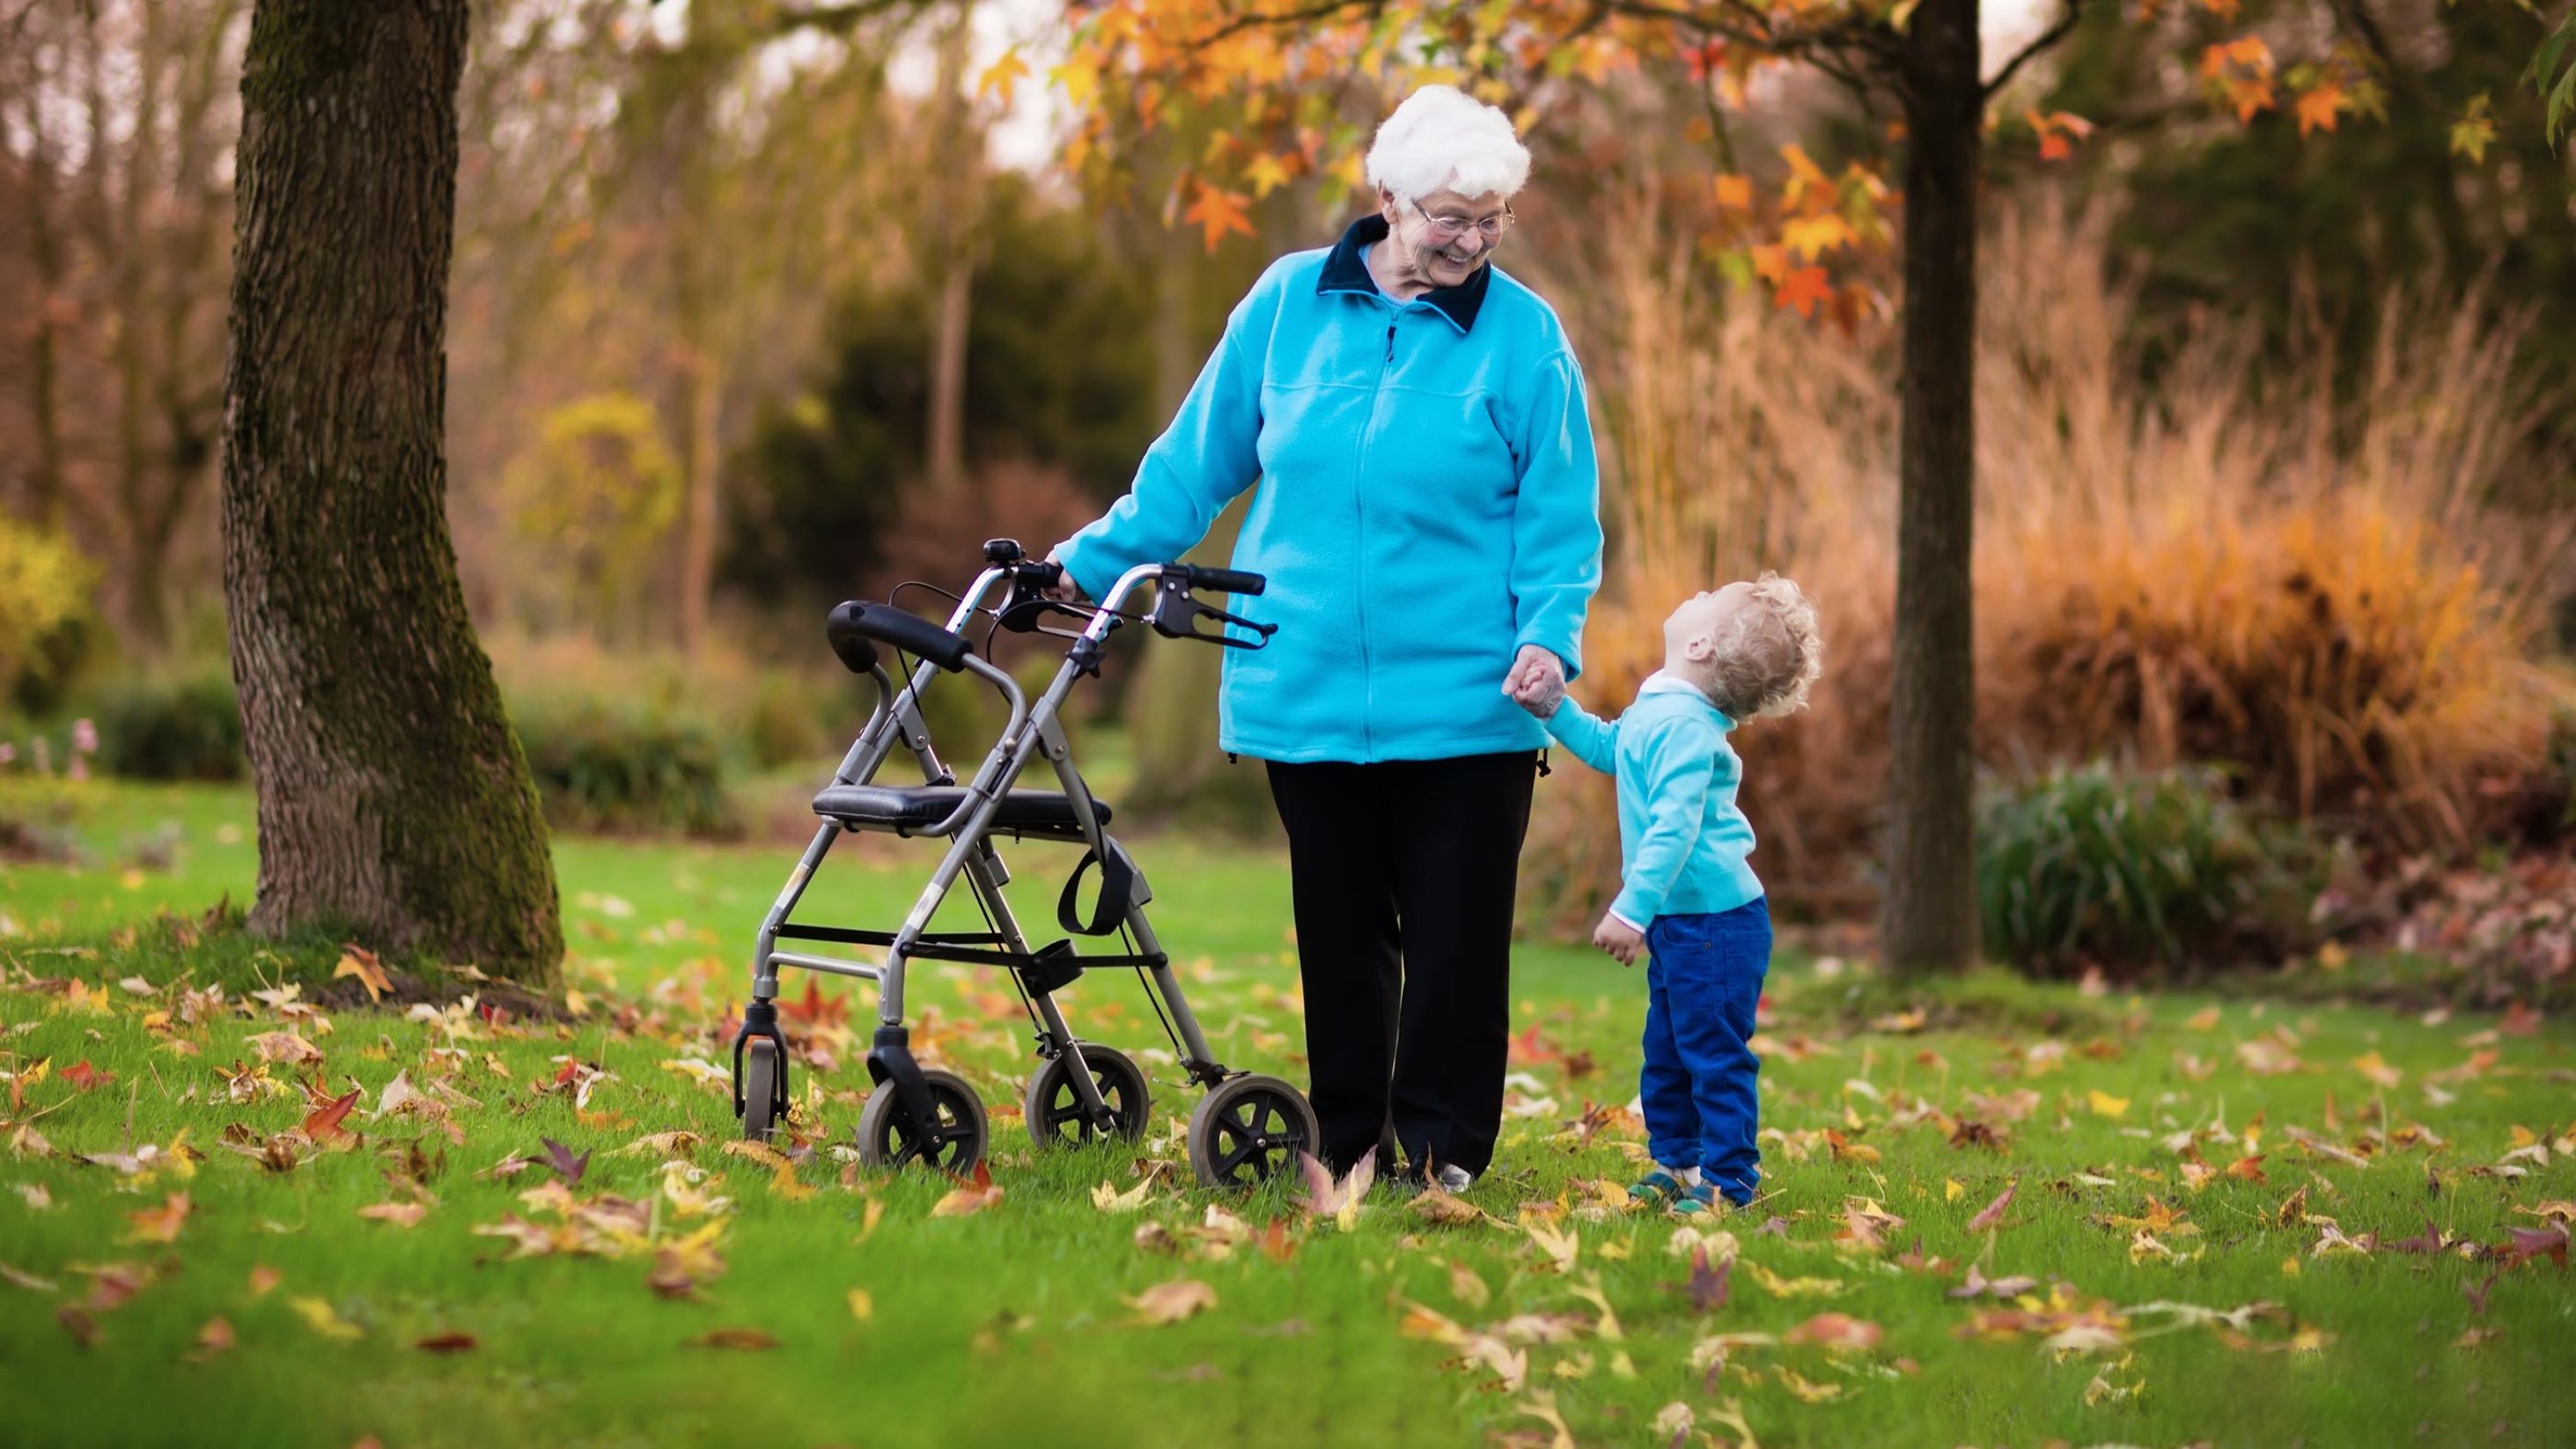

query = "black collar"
[1316,213,1492,333]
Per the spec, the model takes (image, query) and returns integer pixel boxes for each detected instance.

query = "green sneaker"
[1627,1169,1689,1208]
[1668,1182,1722,1217]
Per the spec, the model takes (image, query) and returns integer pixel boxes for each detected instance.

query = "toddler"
[1536,573,1821,1214]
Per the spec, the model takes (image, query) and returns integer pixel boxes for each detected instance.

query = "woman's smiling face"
[1376,186,1511,290]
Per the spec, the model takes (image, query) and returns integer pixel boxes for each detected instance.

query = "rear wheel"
[1024,1044,1152,1149]
[856,1069,987,1174]
[1186,1074,1320,1188]
[739,1037,781,1143]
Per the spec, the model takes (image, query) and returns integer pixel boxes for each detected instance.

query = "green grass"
[4,780,2573,1448]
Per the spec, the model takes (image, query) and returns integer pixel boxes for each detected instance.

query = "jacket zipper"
[1350,311,1396,758]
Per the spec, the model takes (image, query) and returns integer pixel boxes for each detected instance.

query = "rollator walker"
[731,538,1321,1188]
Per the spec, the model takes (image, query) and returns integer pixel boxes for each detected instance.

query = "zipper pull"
[1385,323,1395,362]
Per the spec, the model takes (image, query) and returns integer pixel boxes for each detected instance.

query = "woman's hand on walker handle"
[1593,912,1645,966]
[1502,645,1565,718]
[1040,549,1082,603]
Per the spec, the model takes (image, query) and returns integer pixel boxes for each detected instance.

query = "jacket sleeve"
[1541,699,1619,775]
[1052,278,1273,602]
[1510,350,1604,681]
[1610,717,1718,926]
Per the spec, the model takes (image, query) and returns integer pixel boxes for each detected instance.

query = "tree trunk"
[221,0,563,984]
[922,3,977,494]
[14,78,70,524]
[1884,0,1982,977]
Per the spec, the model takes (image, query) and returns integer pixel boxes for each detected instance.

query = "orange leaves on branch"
[1774,267,1832,320]
[2296,78,2348,136]
[975,49,1030,107]
[2023,110,2095,162]
[2200,37,2277,124]
[1182,183,1255,252]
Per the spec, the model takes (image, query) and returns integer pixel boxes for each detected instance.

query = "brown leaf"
[2501,1223,2568,1270]
[60,1059,113,1092]
[247,1264,282,1298]
[1947,1263,2039,1300]
[123,1192,191,1245]
[688,1326,780,1350]
[57,1305,99,1348]
[1411,1185,1490,1228]
[188,1316,235,1360]
[1123,1276,1218,1325]
[2385,1218,2445,1255]
[1967,1182,2019,1234]
[416,1332,478,1353]
[2224,1154,2269,1183]
[302,1088,362,1143]
[930,1160,1005,1218]
[540,1137,590,1186]
[1684,1246,1731,1313]
[1782,1313,1883,1350]
[357,1202,428,1229]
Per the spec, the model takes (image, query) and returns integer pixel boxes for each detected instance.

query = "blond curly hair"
[1693,572,1823,720]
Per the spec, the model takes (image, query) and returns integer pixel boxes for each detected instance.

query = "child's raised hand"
[1592,913,1645,966]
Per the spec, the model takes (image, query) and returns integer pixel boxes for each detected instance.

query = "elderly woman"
[1047,86,1601,1189]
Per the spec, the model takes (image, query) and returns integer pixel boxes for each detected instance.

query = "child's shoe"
[1627,1169,1691,1208]
[1668,1182,1723,1217]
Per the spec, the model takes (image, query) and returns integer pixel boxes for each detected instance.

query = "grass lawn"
[3,779,2573,1448]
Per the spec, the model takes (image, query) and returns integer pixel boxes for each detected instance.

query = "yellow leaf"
[289,1295,364,1341]
[2089,1089,2130,1119]
[332,947,391,1003]
[847,1288,873,1321]
[1049,58,1099,111]
[2281,1257,2301,1276]
[975,50,1030,106]
[1945,1178,1966,1202]
[2350,1052,2403,1088]
[1243,153,1292,201]
[2184,1007,2221,1032]
[1782,213,1853,261]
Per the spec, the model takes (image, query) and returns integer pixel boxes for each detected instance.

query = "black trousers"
[1266,751,1539,1178]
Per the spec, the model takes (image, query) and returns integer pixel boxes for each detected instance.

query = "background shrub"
[1975,761,2324,979]
[510,695,734,840]
[94,670,246,781]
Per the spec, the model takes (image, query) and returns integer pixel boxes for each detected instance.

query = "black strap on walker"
[1057,842,1138,937]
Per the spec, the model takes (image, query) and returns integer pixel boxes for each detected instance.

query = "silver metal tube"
[766,950,884,982]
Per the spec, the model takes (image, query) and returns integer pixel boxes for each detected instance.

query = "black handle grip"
[828,601,975,672]
[1176,564,1267,597]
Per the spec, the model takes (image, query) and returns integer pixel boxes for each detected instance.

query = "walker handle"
[829,601,975,672]
[1172,564,1267,597]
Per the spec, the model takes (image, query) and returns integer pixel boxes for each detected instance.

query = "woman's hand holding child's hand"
[1502,646,1566,718]
[1593,913,1645,966]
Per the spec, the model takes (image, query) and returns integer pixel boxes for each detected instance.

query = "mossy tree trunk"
[1883,0,1982,977]
[220,0,563,984]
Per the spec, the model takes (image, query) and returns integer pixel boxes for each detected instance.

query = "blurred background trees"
[1,0,2569,984]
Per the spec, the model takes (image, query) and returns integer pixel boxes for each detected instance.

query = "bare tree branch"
[1981,0,2082,102]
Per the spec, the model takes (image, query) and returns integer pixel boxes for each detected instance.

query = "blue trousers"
[1641,898,1771,1204]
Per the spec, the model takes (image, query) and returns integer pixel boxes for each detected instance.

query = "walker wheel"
[1024,1043,1152,1149]
[739,1037,782,1143]
[1186,1074,1320,1189]
[855,1068,987,1173]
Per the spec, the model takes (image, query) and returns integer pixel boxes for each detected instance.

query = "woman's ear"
[1377,186,1401,226]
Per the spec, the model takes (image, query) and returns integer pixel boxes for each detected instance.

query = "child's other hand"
[1593,913,1645,966]
[1040,549,1083,603]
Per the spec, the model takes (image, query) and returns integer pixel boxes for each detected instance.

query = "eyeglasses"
[1408,198,1516,244]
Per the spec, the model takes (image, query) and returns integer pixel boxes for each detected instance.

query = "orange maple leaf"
[1182,184,1255,252]
[1713,173,1754,211]
[302,1087,362,1143]
[1774,266,1832,320]
[2295,80,2344,136]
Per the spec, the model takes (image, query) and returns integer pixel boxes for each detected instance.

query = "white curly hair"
[1364,84,1531,203]
[1697,573,1825,721]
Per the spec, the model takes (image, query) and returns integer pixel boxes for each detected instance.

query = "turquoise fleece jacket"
[1053,215,1603,764]
[1545,672,1765,926]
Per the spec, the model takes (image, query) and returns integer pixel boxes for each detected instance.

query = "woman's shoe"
[1627,1169,1689,1207]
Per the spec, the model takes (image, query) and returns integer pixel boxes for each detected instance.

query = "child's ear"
[1683,633,1717,664]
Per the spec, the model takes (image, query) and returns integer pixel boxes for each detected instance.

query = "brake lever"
[1150,585,1278,650]
[998,564,1091,639]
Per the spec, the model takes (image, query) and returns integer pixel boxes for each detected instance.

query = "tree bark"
[922,2,977,494]
[221,0,563,984]
[1884,0,1982,977]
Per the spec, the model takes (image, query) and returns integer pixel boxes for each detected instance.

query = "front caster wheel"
[739,1037,782,1143]
[1186,1074,1320,1188]
[856,1069,987,1173]
[1025,1044,1153,1149]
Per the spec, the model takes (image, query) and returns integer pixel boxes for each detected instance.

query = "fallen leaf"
[2501,1223,2568,1270]
[124,1192,191,1245]
[688,1326,780,1350]
[930,1161,1005,1218]
[332,946,392,1003]
[1782,1312,1883,1350]
[288,1296,363,1341]
[302,1088,362,1143]
[416,1331,477,1352]
[1685,1246,1732,1313]
[1125,1276,1218,1325]
[847,1288,873,1321]
[1291,1151,1374,1228]
[247,1264,282,1298]
[358,1202,428,1228]
[540,1137,591,1186]
[1967,1181,2018,1234]
[60,1060,113,1092]
[2087,1089,2130,1119]
[3,1262,59,1293]
[1412,1185,1490,1228]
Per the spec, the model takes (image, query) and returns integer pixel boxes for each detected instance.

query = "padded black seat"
[812,784,1110,837]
